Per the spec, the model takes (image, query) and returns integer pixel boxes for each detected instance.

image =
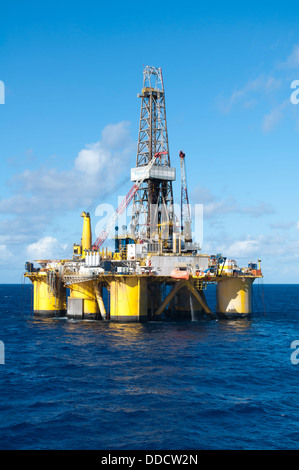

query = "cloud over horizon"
[0,121,136,268]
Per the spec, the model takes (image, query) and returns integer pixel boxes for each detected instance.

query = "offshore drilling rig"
[24,66,262,321]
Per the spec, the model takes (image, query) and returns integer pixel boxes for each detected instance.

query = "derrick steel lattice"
[131,66,174,240]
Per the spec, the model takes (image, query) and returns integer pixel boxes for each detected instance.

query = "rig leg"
[33,274,66,316]
[67,282,99,319]
[217,277,253,317]
[109,276,148,322]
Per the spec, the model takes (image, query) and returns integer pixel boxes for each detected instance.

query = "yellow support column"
[217,277,253,317]
[67,281,99,319]
[32,273,66,316]
[110,276,148,322]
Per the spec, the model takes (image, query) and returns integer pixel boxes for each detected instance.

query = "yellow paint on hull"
[110,276,148,322]
[68,281,99,317]
[32,273,66,316]
[217,277,253,316]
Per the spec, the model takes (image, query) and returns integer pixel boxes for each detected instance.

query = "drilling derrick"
[130,66,176,243]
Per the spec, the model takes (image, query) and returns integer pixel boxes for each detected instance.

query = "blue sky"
[1,0,299,283]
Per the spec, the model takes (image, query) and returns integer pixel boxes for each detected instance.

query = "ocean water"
[0,282,299,450]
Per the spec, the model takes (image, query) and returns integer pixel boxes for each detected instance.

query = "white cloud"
[75,143,109,176]
[74,122,134,182]
[0,121,135,215]
[217,44,299,135]
[26,236,68,260]
[282,44,299,69]
[240,202,275,217]
[0,244,14,263]
[262,107,283,133]
[270,221,296,230]
[191,185,274,219]
[101,121,133,150]
[217,43,299,135]
[0,215,48,245]
[222,237,262,258]
[218,74,281,114]
[262,99,289,133]
[201,234,264,271]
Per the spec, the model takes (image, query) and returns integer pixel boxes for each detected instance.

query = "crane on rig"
[179,150,192,244]
[92,152,167,250]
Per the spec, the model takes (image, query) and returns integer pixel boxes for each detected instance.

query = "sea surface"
[0,282,299,450]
